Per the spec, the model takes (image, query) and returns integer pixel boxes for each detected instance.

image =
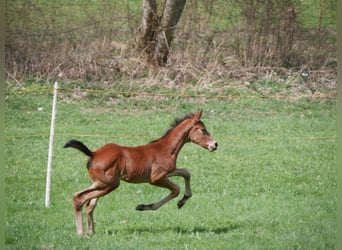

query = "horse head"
[188,110,218,152]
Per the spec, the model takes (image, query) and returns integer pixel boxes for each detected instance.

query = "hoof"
[136,203,154,211]
[177,200,185,209]
[77,232,85,236]
[86,231,95,236]
[177,195,190,209]
[136,204,145,211]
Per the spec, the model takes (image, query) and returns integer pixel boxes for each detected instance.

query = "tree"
[235,0,298,67]
[138,0,186,66]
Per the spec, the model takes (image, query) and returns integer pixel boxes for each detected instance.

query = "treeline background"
[6,0,336,87]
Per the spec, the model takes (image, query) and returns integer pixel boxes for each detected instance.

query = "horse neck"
[160,120,192,157]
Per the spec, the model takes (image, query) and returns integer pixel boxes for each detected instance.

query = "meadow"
[5,81,336,249]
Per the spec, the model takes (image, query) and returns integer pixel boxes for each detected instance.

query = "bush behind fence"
[6,0,336,85]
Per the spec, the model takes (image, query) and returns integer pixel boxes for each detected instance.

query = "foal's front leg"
[168,168,192,208]
[136,177,180,211]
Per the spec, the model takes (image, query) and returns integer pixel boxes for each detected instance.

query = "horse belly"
[120,162,152,183]
[121,158,151,183]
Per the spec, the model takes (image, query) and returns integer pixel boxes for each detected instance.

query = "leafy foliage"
[6,0,336,83]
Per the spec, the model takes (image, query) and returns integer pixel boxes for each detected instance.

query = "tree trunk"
[278,2,297,67]
[139,0,186,66]
[139,0,158,56]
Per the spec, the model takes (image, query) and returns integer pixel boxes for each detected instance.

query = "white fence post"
[45,82,58,208]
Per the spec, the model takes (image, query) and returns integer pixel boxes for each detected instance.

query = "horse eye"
[201,129,208,134]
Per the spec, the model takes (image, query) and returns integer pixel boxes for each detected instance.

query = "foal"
[64,110,217,235]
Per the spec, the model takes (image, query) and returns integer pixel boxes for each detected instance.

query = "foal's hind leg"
[168,168,192,208]
[85,198,98,234]
[73,180,119,235]
[72,184,102,236]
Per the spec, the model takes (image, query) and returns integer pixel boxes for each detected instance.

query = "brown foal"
[64,110,218,235]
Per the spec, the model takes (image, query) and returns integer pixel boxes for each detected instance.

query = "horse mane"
[150,112,195,143]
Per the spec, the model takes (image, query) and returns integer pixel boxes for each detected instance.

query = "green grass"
[5,82,336,249]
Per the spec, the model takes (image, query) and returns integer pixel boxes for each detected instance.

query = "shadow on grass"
[171,224,239,234]
[104,223,239,235]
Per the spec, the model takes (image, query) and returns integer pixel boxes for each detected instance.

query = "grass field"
[5,82,336,249]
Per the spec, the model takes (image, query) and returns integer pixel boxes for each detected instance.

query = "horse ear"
[193,110,202,121]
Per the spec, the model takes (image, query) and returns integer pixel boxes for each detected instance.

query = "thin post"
[45,82,58,208]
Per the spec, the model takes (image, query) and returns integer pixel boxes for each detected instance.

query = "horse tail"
[64,139,93,157]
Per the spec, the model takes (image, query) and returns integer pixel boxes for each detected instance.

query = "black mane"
[150,113,195,143]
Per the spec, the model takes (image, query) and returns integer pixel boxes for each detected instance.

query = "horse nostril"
[208,141,218,151]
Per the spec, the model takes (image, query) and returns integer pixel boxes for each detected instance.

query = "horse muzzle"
[207,141,218,152]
